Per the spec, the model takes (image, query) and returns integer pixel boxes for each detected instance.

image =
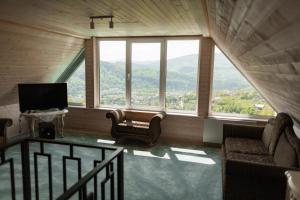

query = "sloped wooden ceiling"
[0,21,84,106]
[0,0,209,37]
[206,0,300,124]
[0,20,84,137]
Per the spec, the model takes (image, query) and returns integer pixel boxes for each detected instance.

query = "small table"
[285,171,300,200]
[20,109,68,138]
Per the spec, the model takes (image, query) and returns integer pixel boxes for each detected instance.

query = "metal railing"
[0,137,124,200]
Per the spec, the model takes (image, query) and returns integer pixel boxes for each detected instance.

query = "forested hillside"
[67,53,275,116]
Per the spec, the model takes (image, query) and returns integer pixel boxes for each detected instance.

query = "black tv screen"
[18,83,68,113]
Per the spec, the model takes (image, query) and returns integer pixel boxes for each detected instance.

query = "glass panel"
[166,40,199,113]
[211,46,275,116]
[67,60,86,106]
[131,42,161,109]
[99,41,126,107]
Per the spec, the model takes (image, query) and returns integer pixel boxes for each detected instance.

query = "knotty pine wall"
[0,20,84,138]
[206,0,300,133]
[64,37,214,144]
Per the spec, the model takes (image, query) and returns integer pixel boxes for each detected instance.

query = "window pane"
[211,46,275,116]
[131,43,161,109]
[166,40,199,112]
[67,60,86,105]
[99,41,126,107]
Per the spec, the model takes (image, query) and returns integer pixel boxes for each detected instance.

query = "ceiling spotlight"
[89,15,114,29]
[90,19,94,29]
[109,18,114,29]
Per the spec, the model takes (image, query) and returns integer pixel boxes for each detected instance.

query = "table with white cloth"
[20,109,68,138]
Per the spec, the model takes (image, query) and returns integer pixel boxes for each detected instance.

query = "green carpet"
[0,133,222,200]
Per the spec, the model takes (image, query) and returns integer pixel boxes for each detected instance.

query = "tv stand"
[20,109,68,138]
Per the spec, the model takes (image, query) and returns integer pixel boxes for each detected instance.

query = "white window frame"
[97,37,201,114]
[128,38,165,111]
[165,38,201,114]
[97,39,127,109]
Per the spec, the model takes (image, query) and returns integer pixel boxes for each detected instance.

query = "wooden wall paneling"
[85,37,98,108]
[0,21,84,106]
[206,0,300,126]
[0,21,84,139]
[198,37,214,118]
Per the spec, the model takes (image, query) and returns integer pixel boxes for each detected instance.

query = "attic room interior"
[0,0,300,200]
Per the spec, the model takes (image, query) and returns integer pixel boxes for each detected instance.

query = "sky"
[99,40,200,62]
[214,46,222,54]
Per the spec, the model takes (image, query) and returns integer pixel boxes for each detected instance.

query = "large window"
[99,41,126,107]
[211,46,275,116]
[98,38,200,113]
[66,60,86,106]
[166,40,199,112]
[131,42,161,109]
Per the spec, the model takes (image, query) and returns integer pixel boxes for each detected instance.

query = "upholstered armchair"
[222,113,300,200]
[106,109,166,146]
[0,118,13,146]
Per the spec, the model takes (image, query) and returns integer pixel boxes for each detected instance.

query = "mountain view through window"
[98,39,200,112]
[66,60,86,105]
[211,46,275,116]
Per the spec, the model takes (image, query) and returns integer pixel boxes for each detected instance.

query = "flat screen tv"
[18,83,68,113]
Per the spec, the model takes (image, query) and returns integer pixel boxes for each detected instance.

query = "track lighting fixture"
[109,18,114,29]
[90,19,94,29]
[89,15,114,29]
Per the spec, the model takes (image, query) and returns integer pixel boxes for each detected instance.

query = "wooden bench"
[106,109,166,146]
[0,118,13,146]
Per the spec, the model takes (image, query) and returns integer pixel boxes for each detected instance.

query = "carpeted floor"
[0,133,222,200]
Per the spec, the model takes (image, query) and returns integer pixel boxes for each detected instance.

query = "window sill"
[207,113,270,123]
[68,105,86,109]
[83,106,199,118]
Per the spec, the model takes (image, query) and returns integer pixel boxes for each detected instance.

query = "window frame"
[209,44,276,118]
[165,39,201,114]
[97,39,127,108]
[96,36,201,114]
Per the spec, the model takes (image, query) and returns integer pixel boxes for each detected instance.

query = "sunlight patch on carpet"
[133,150,170,159]
[175,154,216,165]
[170,147,207,155]
[97,139,115,144]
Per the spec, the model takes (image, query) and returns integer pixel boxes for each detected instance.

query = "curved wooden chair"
[0,118,13,146]
[106,109,166,146]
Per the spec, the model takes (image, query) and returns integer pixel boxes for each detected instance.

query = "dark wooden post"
[117,151,124,200]
[21,140,31,200]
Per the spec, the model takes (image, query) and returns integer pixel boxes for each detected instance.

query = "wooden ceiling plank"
[142,0,181,32]
[183,0,209,35]
[152,0,185,32]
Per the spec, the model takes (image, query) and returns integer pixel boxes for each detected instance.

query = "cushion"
[262,118,275,149]
[226,152,274,165]
[225,138,269,155]
[285,126,300,167]
[273,131,297,167]
[132,121,149,129]
[117,109,126,122]
[268,113,294,154]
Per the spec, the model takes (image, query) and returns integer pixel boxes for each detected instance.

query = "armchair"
[106,109,166,146]
[222,113,300,200]
[0,118,13,146]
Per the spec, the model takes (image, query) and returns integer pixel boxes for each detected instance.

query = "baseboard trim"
[203,142,222,148]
